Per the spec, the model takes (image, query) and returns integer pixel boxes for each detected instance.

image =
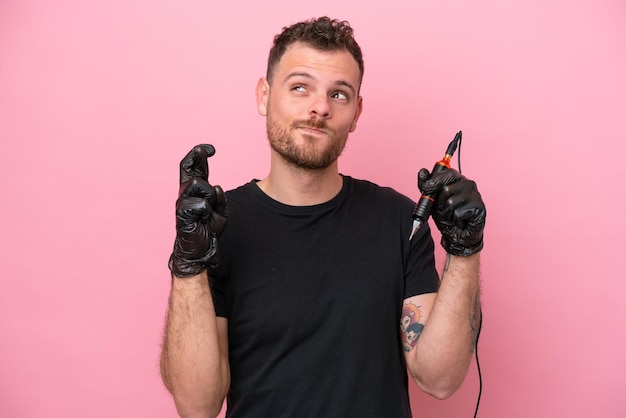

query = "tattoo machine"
[409,131,462,240]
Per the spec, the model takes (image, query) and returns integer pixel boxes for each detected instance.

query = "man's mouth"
[298,126,326,135]
[294,120,330,136]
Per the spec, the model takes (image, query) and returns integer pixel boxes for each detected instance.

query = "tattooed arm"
[401,253,481,399]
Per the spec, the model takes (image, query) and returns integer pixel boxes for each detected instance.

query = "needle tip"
[409,219,422,240]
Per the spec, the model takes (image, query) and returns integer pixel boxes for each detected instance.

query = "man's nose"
[308,93,331,119]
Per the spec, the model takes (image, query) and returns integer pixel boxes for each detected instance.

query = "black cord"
[455,134,482,418]
[456,133,462,175]
[473,313,483,418]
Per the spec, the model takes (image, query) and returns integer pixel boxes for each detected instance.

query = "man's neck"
[257,158,343,206]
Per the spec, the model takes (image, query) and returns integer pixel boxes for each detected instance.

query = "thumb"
[417,168,431,193]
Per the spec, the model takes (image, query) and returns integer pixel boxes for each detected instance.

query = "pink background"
[1,0,625,417]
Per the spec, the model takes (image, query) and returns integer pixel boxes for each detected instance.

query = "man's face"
[257,42,363,170]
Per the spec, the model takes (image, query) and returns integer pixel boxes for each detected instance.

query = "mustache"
[292,118,329,131]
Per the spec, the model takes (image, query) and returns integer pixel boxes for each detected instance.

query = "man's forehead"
[275,42,360,83]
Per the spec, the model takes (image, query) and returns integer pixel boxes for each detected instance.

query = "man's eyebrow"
[284,71,315,83]
[285,71,313,80]
[334,80,356,95]
[284,72,356,95]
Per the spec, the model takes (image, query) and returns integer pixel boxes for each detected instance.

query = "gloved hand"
[418,167,486,256]
[168,144,228,277]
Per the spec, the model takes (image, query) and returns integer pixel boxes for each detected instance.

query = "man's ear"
[349,95,363,132]
[256,78,270,116]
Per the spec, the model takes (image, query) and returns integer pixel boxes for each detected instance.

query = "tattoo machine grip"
[409,131,462,240]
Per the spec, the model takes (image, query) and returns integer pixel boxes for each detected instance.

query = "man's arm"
[161,271,230,418]
[402,253,481,399]
[403,164,485,398]
[161,144,230,417]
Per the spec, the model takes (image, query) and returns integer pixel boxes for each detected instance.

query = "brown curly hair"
[266,16,364,87]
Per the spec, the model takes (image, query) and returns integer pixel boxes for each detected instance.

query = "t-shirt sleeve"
[208,265,228,318]
[404,222,440,298]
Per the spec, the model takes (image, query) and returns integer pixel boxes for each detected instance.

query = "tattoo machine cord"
[473,312,483,418]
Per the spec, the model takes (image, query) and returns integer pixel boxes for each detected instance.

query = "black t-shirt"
[209,176,440,418]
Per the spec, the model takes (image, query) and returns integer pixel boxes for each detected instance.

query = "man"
[160,16,485,418]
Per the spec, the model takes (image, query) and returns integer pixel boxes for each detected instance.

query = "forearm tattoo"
[443,253,452,272]
[400,302,424,352]
[443,254,482,353]
[470,292,482,353]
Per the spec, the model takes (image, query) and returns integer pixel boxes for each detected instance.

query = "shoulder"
[224,180,257,196]
[223,180,263,205]
[344,176,415,208]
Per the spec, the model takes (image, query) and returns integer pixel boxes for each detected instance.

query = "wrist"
[171,269,209,285]
[447,252,480,264]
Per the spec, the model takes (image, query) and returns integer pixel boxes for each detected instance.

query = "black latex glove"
[418,167,486,256]
[168,144,228,277]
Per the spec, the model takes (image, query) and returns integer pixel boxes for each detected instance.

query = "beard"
[266,114,349,171]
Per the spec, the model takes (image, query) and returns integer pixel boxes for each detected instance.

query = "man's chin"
[282,151,335,171]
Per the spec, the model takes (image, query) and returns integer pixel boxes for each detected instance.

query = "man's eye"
[332,91,348,100]
[292,85,306,92]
